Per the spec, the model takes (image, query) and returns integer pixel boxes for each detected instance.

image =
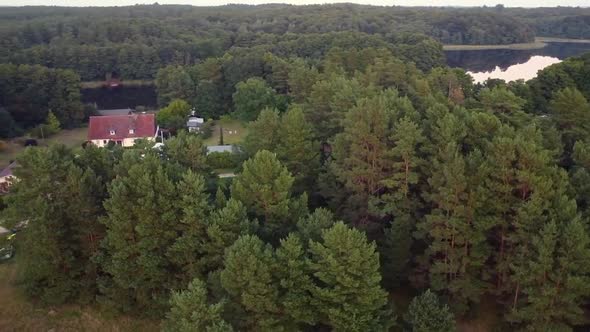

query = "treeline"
[4,48,590,330]
[0,4,534,80]
[1,29,443,81]
[507,6,590,39]
[0,63,87,137]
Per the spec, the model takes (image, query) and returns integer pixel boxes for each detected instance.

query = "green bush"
[206,151,237,170]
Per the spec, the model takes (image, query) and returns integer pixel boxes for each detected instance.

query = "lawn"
[203,119,248,146]
[0,260,159,332]
[0,128,88,169]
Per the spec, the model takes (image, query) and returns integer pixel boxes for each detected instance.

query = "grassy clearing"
[0,260,159,332]
[203,119,248,146]
[0,128,88,169]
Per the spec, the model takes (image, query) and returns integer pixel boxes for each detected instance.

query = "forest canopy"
[2,4,585,82]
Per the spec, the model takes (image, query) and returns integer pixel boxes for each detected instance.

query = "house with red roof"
[88,114,157,148]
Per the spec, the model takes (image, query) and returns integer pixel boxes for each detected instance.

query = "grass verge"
[203,119,248,146]
[0,260,159,332]
[0,128,89,169]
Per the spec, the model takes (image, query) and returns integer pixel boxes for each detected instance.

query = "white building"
[88,114,157,147]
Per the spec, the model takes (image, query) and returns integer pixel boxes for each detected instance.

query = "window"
[129,129,135,134]
[103,140,107,144]
[109,130,116,135]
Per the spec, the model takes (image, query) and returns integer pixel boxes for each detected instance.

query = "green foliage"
[156,65,195,107]
[31,111,62,138]
[5,10,590,331]
[405,290,456,332]
[157,99,192,131]
[3,145,109,304]
[203,199,256,271]
[0,64,84,129]
[331,94,392,223]
[308,222,392,331]
[276,105,320,193]
[164,278,231,332]
[220,235,282,330]
[296,208,336,244]
[242,108,281,156]
[0,108,21,138]
[550,87,590,151]
[232,78,278,122]
[98,153,180,314]
[166,171,210,288]
[206,151,238,170]
[230,150,302,240]
[163,130,209,173]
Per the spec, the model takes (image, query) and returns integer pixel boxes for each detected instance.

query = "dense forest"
[3,4,590,331]
[2,27,590,329]
[1,4,586,82]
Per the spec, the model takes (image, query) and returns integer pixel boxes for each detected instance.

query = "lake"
[445,42,590,83]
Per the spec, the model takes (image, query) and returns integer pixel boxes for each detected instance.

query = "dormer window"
[109,130,116,135]
[129,129,135,134]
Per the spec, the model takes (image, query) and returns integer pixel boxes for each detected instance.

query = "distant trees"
[232,78,278,122]
[0,64,84,134]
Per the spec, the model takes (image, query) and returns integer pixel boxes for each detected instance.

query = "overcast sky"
[0,0,587,7]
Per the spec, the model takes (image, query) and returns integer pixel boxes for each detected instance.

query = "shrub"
[207,151,238,170]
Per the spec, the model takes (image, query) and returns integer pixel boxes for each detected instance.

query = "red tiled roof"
[88,114,156,141]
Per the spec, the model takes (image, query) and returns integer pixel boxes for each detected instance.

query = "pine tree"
[220,235,282,330]
[214,186,227,209]
[203,199,256,271]
[99,153,180,313]
[509,195,590,331]
[304,75,375,142]
[276,105,320,193]
[405,290,456,332]
[231,150,303,240]
[550,87,590,150]
[163,130,209,174]
[331,95,392,224]
[418,142,485,312]
[242,108,281,157]
[417,111,490,312]
[275,234,317,327]
[4,145,105,304]
[164,278,232,332]
[308,222,392,331]
[374,117,425,286]
[482,126,556,299]
[167,170,210,288]
[296,208,336,244]
[45,110,61,135]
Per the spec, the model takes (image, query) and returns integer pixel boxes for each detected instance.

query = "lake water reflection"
[445,42,590,83]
